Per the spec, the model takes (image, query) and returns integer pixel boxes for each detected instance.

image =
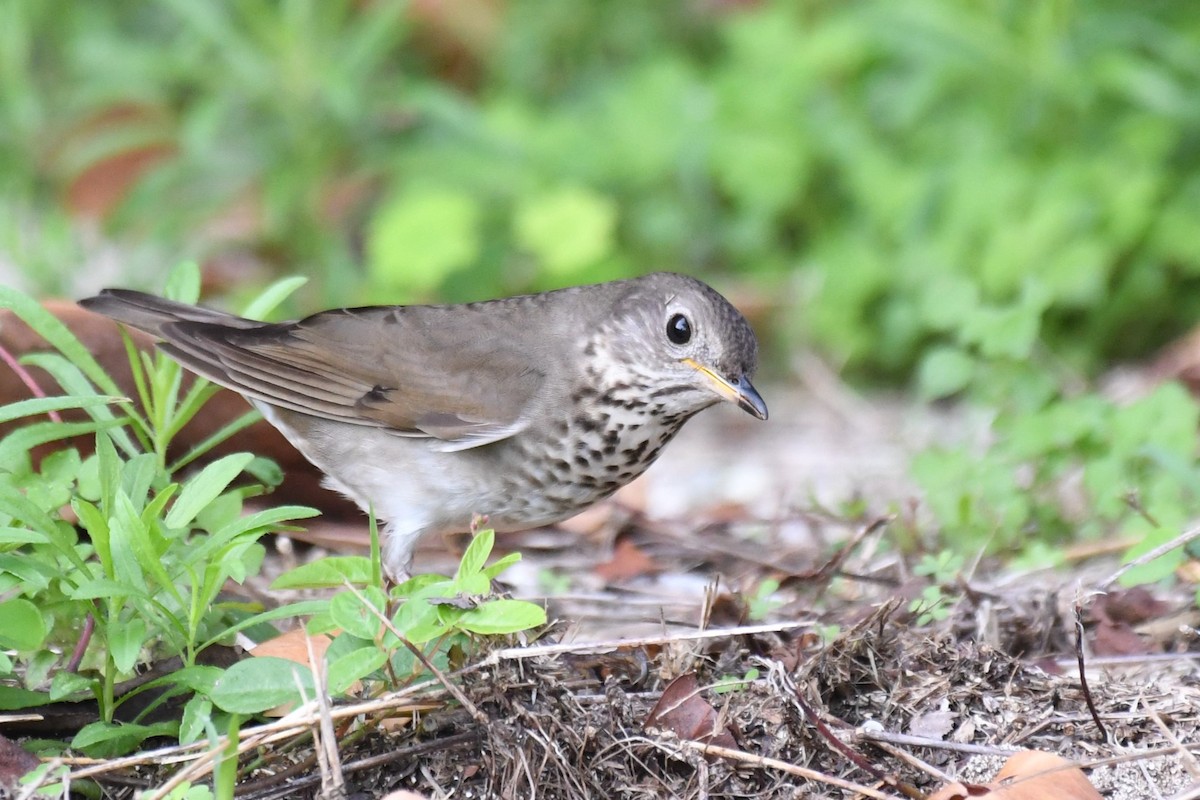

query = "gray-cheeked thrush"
[80,272,767,579]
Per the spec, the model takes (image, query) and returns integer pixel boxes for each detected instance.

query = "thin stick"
[481,620,812,666]
[665,737,899,800]
[1097,522,1200,590]
[1074,600,1108,741]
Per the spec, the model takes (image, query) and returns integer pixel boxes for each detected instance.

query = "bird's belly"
[256,403,677,535]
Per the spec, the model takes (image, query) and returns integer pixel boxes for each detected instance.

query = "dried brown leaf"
[644,673,738,749]
[929,751,1101,800]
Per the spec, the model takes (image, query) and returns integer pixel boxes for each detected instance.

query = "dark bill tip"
[734,376,768,421]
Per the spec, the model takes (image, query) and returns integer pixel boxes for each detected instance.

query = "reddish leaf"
[644,673,738,750]
[1091,620,1154,657]
[594,537,659,583]
[1091,587,1166,625]
[0,732,40,794]
[928,751,1101,800]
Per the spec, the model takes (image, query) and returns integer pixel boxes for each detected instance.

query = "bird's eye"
[666,313,692,345]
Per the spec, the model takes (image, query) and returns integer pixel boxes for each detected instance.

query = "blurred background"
[6,0,1200,562]
[5,0,1200,386]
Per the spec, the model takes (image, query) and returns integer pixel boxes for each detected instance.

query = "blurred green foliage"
[4,0,1200,381]
[914,382,1200,575]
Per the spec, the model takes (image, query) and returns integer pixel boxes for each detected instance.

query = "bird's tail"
[78,289,258,338]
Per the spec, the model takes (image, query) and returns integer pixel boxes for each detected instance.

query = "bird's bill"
[681,357,768,420]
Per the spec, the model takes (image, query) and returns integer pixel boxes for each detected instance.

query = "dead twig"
[1074,599,1108,741]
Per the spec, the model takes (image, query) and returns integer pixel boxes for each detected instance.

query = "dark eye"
[666,313,691,345]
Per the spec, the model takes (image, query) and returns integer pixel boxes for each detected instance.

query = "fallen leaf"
[1092,620,1154,657]
[644,673,738,750]
[0,732,40,794]
[250,629,336,717]
[927,751,1101,800]
[926,780,988,800]
[1092,587,1166,625]
[251,628,333,666]
[991,751,1100,799]
[594,536,659,583]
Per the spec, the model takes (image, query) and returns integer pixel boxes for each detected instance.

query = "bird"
[79,272,767,580]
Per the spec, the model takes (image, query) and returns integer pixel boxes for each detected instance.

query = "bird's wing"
[158,305,548,450]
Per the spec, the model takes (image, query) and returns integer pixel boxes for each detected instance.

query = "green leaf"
[20,353,140,456]
[514,187,617,274]
[145,665,224,695]
[69,576,152,602]
[0,285,123,397]
[0,598,46,650]
[244,456,284,488]
[455,529,495,585]
[390,572,452,597]
[108,494,150,593]
[74,498,112,573]
[0,554,56,594]
[0,491,64,551]
[271,556,375,590]
[454,573,491,596]
[199,599,330,652]
[0,395,123,425]
[390,583,453,644]
[0,686,51,710]
[179,695,213,745]
[241,276,308,320]
[0,420,109,467]
[187,505,318,567]
[164,261,202,303]
[329,586,388,640]
[109,616,147,673]
[917,275,980,332]
[1119,525,1185,586]
[209,657,315,714]
[50,670,94,702]
[456,599,546,635]
[0,526,48,545]
[481,552,522,580]
[165,453,255,529]
[120,452,160,513]
[326,644,388,695]
[72,720,177,756]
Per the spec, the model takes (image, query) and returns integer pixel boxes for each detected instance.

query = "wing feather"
[155,307,545,448]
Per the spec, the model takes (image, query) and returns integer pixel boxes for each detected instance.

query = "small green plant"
[913,551,965,584]
[710,667,760,694]
[909,585,953,627]
[207,526,546,716]
[0,268,550,773]
[747,577,783,621]
[906,551,964,627]
[0,266,317,757]
[537,567,572,596]
[18,762,72,798]
[913,378,1200,586]
[816,624,841,644]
